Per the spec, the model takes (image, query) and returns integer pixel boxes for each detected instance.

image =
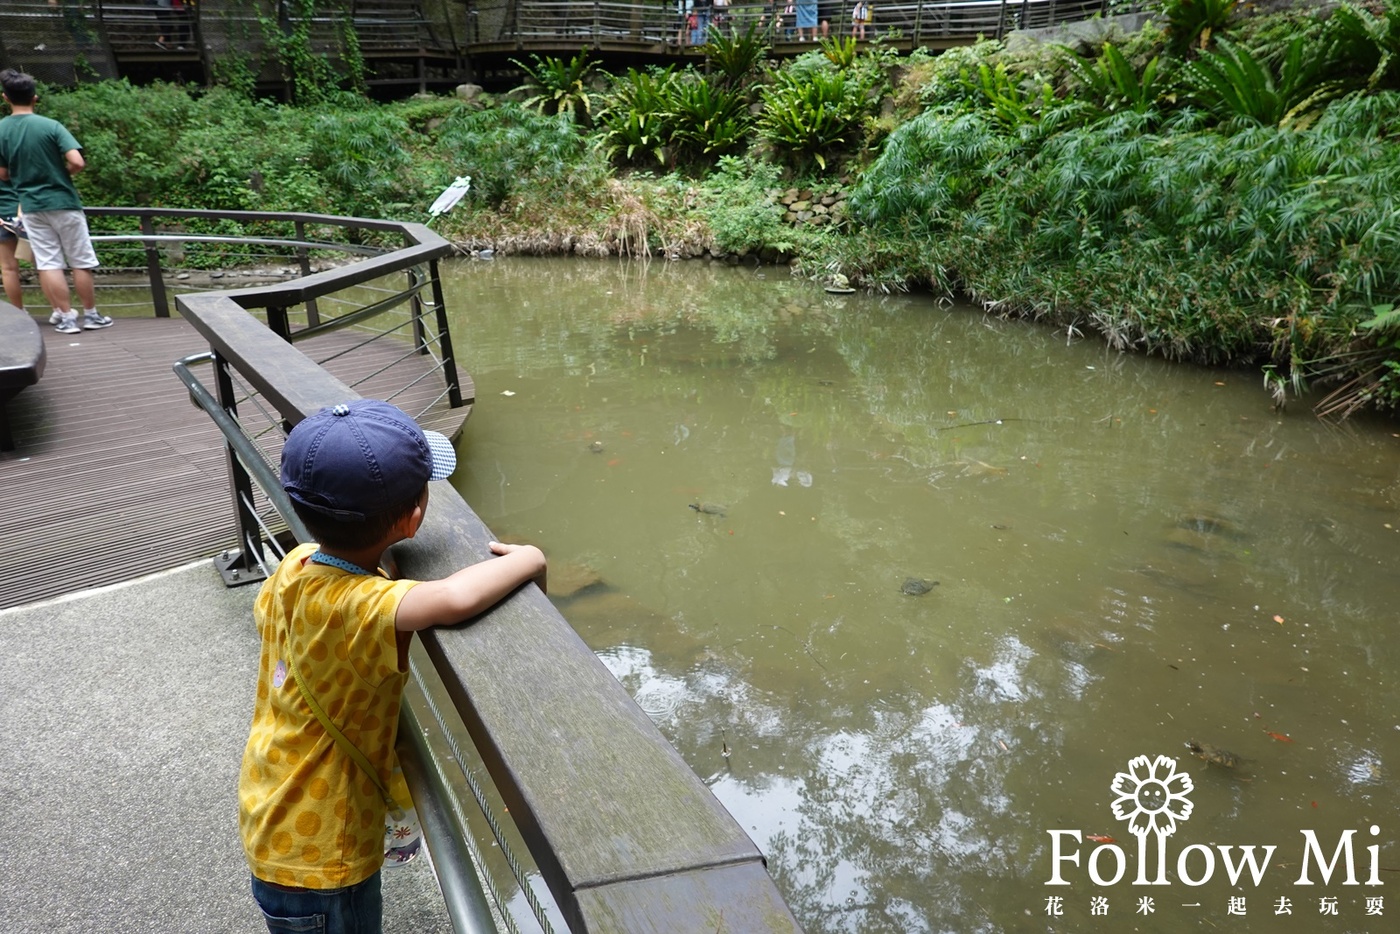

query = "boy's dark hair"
[0,70,36,106]
[291,491,422,552]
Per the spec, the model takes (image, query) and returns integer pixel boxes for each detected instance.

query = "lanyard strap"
[287,549,400,810]
[286,653,399,810]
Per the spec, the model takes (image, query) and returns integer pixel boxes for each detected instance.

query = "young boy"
[239,398,546,933]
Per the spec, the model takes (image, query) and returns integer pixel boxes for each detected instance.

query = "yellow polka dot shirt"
[239,543,416,889]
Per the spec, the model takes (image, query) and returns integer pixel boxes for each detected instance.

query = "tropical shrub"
[1059,42,1167,117]
[700,156,801,254]
[512,52,597,120]
[1181,36,1342,128]
[664,75,753,162]
[704,21,771,90]
[1321,1,1400,93]
[758,64,870,169]
[596,67,678,166]
[1159,0,1239,54]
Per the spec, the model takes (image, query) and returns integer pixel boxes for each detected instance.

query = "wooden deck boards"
[0,315,473,610]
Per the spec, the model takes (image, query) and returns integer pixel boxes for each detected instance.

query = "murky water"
[443,256,1399,933]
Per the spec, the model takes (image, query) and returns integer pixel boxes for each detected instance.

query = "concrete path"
[0,559,452,934]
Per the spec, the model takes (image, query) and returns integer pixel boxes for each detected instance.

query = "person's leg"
[22,212,77,329]
[0,237,21,310]
[72,267,96,313]
[37,269,72,314]
[49,210,109,329]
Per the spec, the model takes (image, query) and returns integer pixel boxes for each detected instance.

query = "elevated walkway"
[0,559,453,934]
[0,315,470,610]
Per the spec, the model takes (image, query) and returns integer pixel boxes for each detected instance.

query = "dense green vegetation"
[32,1,1400,417]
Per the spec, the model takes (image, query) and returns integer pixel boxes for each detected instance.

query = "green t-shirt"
[0,113,84,213]
[0,175,17,217]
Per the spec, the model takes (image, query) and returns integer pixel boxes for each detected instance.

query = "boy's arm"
[394,541,547,632]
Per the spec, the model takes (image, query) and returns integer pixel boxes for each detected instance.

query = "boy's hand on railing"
[395,541,547,630]
[489,540,547,595]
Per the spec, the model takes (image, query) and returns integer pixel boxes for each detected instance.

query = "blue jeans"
[251,872,382,934]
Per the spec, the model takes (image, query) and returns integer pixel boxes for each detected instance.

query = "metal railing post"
[996,0,1008,37]
[293,220,320,327]
[140,213,171,318]
[409,266,428,354]
[210,350,268,585]
[267,305,291,341]
[429,259,464,408]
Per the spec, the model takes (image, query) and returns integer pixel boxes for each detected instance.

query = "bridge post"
[210,349,270,586]
[292,221,321,327]
[140,213,171,319]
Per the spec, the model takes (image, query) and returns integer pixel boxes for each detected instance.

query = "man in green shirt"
[0,69,111,334]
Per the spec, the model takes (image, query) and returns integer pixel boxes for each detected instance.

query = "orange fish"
[1265,731,1294,743]
[1086,834,1116,844]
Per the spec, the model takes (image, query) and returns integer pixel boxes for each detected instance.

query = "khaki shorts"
[23,209,100,272]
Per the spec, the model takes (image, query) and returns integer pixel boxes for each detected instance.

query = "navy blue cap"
[281,399,457,521]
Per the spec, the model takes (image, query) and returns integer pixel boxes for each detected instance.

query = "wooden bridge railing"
[469,0,1121,48]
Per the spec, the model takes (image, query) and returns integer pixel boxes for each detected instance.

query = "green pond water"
[438,256,1400,933]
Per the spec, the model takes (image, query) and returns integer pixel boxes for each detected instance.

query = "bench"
[0,301,45,451]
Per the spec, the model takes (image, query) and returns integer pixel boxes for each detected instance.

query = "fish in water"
[589,440,604,453]
[902,578,939,595]
[1186,741,1242,769]
[957,458,1008,478]
[689,502,727,517]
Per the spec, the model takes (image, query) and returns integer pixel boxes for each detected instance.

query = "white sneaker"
[49,310,63,325]
[82,311,114,330]
[55,313,80,334]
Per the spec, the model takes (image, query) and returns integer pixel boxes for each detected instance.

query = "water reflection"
[445,257,1400,933]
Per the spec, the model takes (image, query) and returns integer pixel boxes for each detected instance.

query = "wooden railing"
[469,0,1121,46]
[168,211,802,932]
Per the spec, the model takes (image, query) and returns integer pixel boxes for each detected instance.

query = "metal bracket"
[213,548,269,587]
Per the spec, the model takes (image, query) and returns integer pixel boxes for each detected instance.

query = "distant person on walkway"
[0,177,23,312]
[239,399,546,934]
[852,0,871,39]
[0,69,111,334]
[795,0,818,40]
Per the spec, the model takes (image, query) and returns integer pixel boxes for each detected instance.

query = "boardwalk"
[0,315,472,610]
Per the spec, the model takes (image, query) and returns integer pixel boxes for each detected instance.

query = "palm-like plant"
[1182,36,1343,128]
[1160,0,1239,54]
[1322,1,1400,92]
[704,21,770,90]
[512,52,597,120]
[596,67,678,166]
[666,76,753,161]
[1060,42,1166,117]
[758,67,866,170]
